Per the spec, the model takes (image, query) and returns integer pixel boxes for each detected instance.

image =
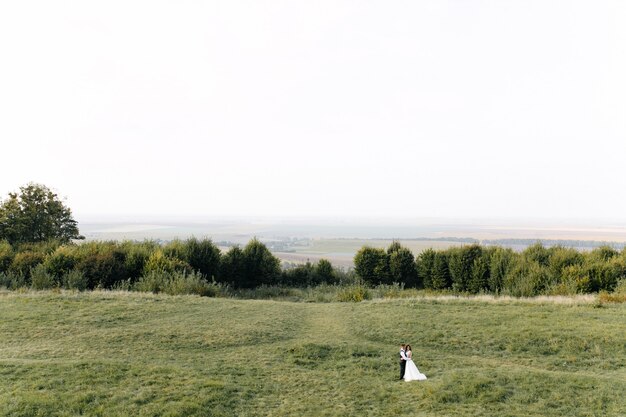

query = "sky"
[1,1,625,222]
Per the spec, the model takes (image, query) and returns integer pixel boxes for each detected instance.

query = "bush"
[30,264,56,289]
[121,240,157,281]
[161,238,221,279]
[334,268,359,286]
[584,258,625,292]
[588,246,619,262]
[598,278,626,303]
[74,243,129,289]
[448,245,482,292]
[315,259,337,285]
[240,239,281,288]
[181,237,221,279]
[143,249,192,275]
[0,271,27,289]
[561,264,592,293]
[431,252,451,290]
[504,259,550,297]
[548,247,584,281]
[134,270,219,297]
[0,240,13,273]
[374,282,405,298]
[545,279,580,296]
[354,246,389,285]
[220,246,246,285]
[488,247,515,293]
[10,251,45,279]
[469,256,490,293]
[164,271,220,297]
[416,248,435,289]
[44,246,77,279]
[63,270,88,291]
[281,262,315,286]
[281,260,338,287]
[388,247,418,287]
[522,243,551,267]
[337,285,372,302]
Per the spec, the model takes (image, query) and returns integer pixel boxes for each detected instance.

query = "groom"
[399,343,407,380]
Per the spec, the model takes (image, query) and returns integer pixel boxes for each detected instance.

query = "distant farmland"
[274,239,472,268]
[80,220,626,268]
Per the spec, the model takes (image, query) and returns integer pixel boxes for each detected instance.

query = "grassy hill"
[0,292,624,416]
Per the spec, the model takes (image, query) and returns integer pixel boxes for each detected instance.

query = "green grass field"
[0,292,624,416]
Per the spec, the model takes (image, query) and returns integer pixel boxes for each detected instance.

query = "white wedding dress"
[404,352,427,381]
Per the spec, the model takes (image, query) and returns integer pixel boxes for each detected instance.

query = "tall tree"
[431,252,451,289]
[448,244,482,292]
[416,248,436,289]
[242,238,281,288]
[354,246,389,285]
[388,246,418,287]
[0,183,83,245]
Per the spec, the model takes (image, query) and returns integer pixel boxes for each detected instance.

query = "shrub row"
[355,242,626,296]
[0,238,341,293]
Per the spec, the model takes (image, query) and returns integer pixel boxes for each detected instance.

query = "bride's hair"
[406,345,412,351]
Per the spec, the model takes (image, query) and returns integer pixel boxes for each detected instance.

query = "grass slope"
[0,292,624,417]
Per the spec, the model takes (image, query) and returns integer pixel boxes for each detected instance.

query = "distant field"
[79,220,626,269]
[278,239,470,267]
[1,292,624,416]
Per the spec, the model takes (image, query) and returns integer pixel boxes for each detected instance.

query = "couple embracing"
[399,344,427,381]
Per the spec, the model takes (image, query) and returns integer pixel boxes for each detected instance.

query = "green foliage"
[121,240,157,281]
[44,246,77,278]
[522,242,551,266]
[416,248,436,289]
[389,247,418,287]
[431,251,451,290]
[503,258,550,297]
[354,246,389,285]
[0,270,27,289]
[281,259,337,287]
[588,245,619,262]
[30,264,56,289]
[448,245,482,292]
[134,270,220,297]
[488,247,515,293]
[281,262,315,286]
[10,251,45,279]
[469,256,490,293]
[584,258,625,292]
[547,246,584,281]
[3,235,626,298]
[315,259,336,284]
[144,249,192,275]
[73,242,130,289]
[241,238,281,288]
[0,183,83,244]
[62,269,88,291]
[182,237,221,279]
[0,240,13,273]
[560,264,592,293]
[220,246,246,285]
[336,284,372,302]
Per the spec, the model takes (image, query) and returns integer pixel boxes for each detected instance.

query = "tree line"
[354,242,626,296]
[0,237,346,291]
[1,183,625,296]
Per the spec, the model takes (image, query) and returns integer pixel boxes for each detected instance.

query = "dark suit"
[399,349,406,379]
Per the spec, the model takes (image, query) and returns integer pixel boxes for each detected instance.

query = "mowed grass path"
[0,292,624,417]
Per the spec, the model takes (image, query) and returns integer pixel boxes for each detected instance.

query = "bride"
[403,345,427,381]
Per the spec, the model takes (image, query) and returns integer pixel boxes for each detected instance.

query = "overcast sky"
[1,1,625,221]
